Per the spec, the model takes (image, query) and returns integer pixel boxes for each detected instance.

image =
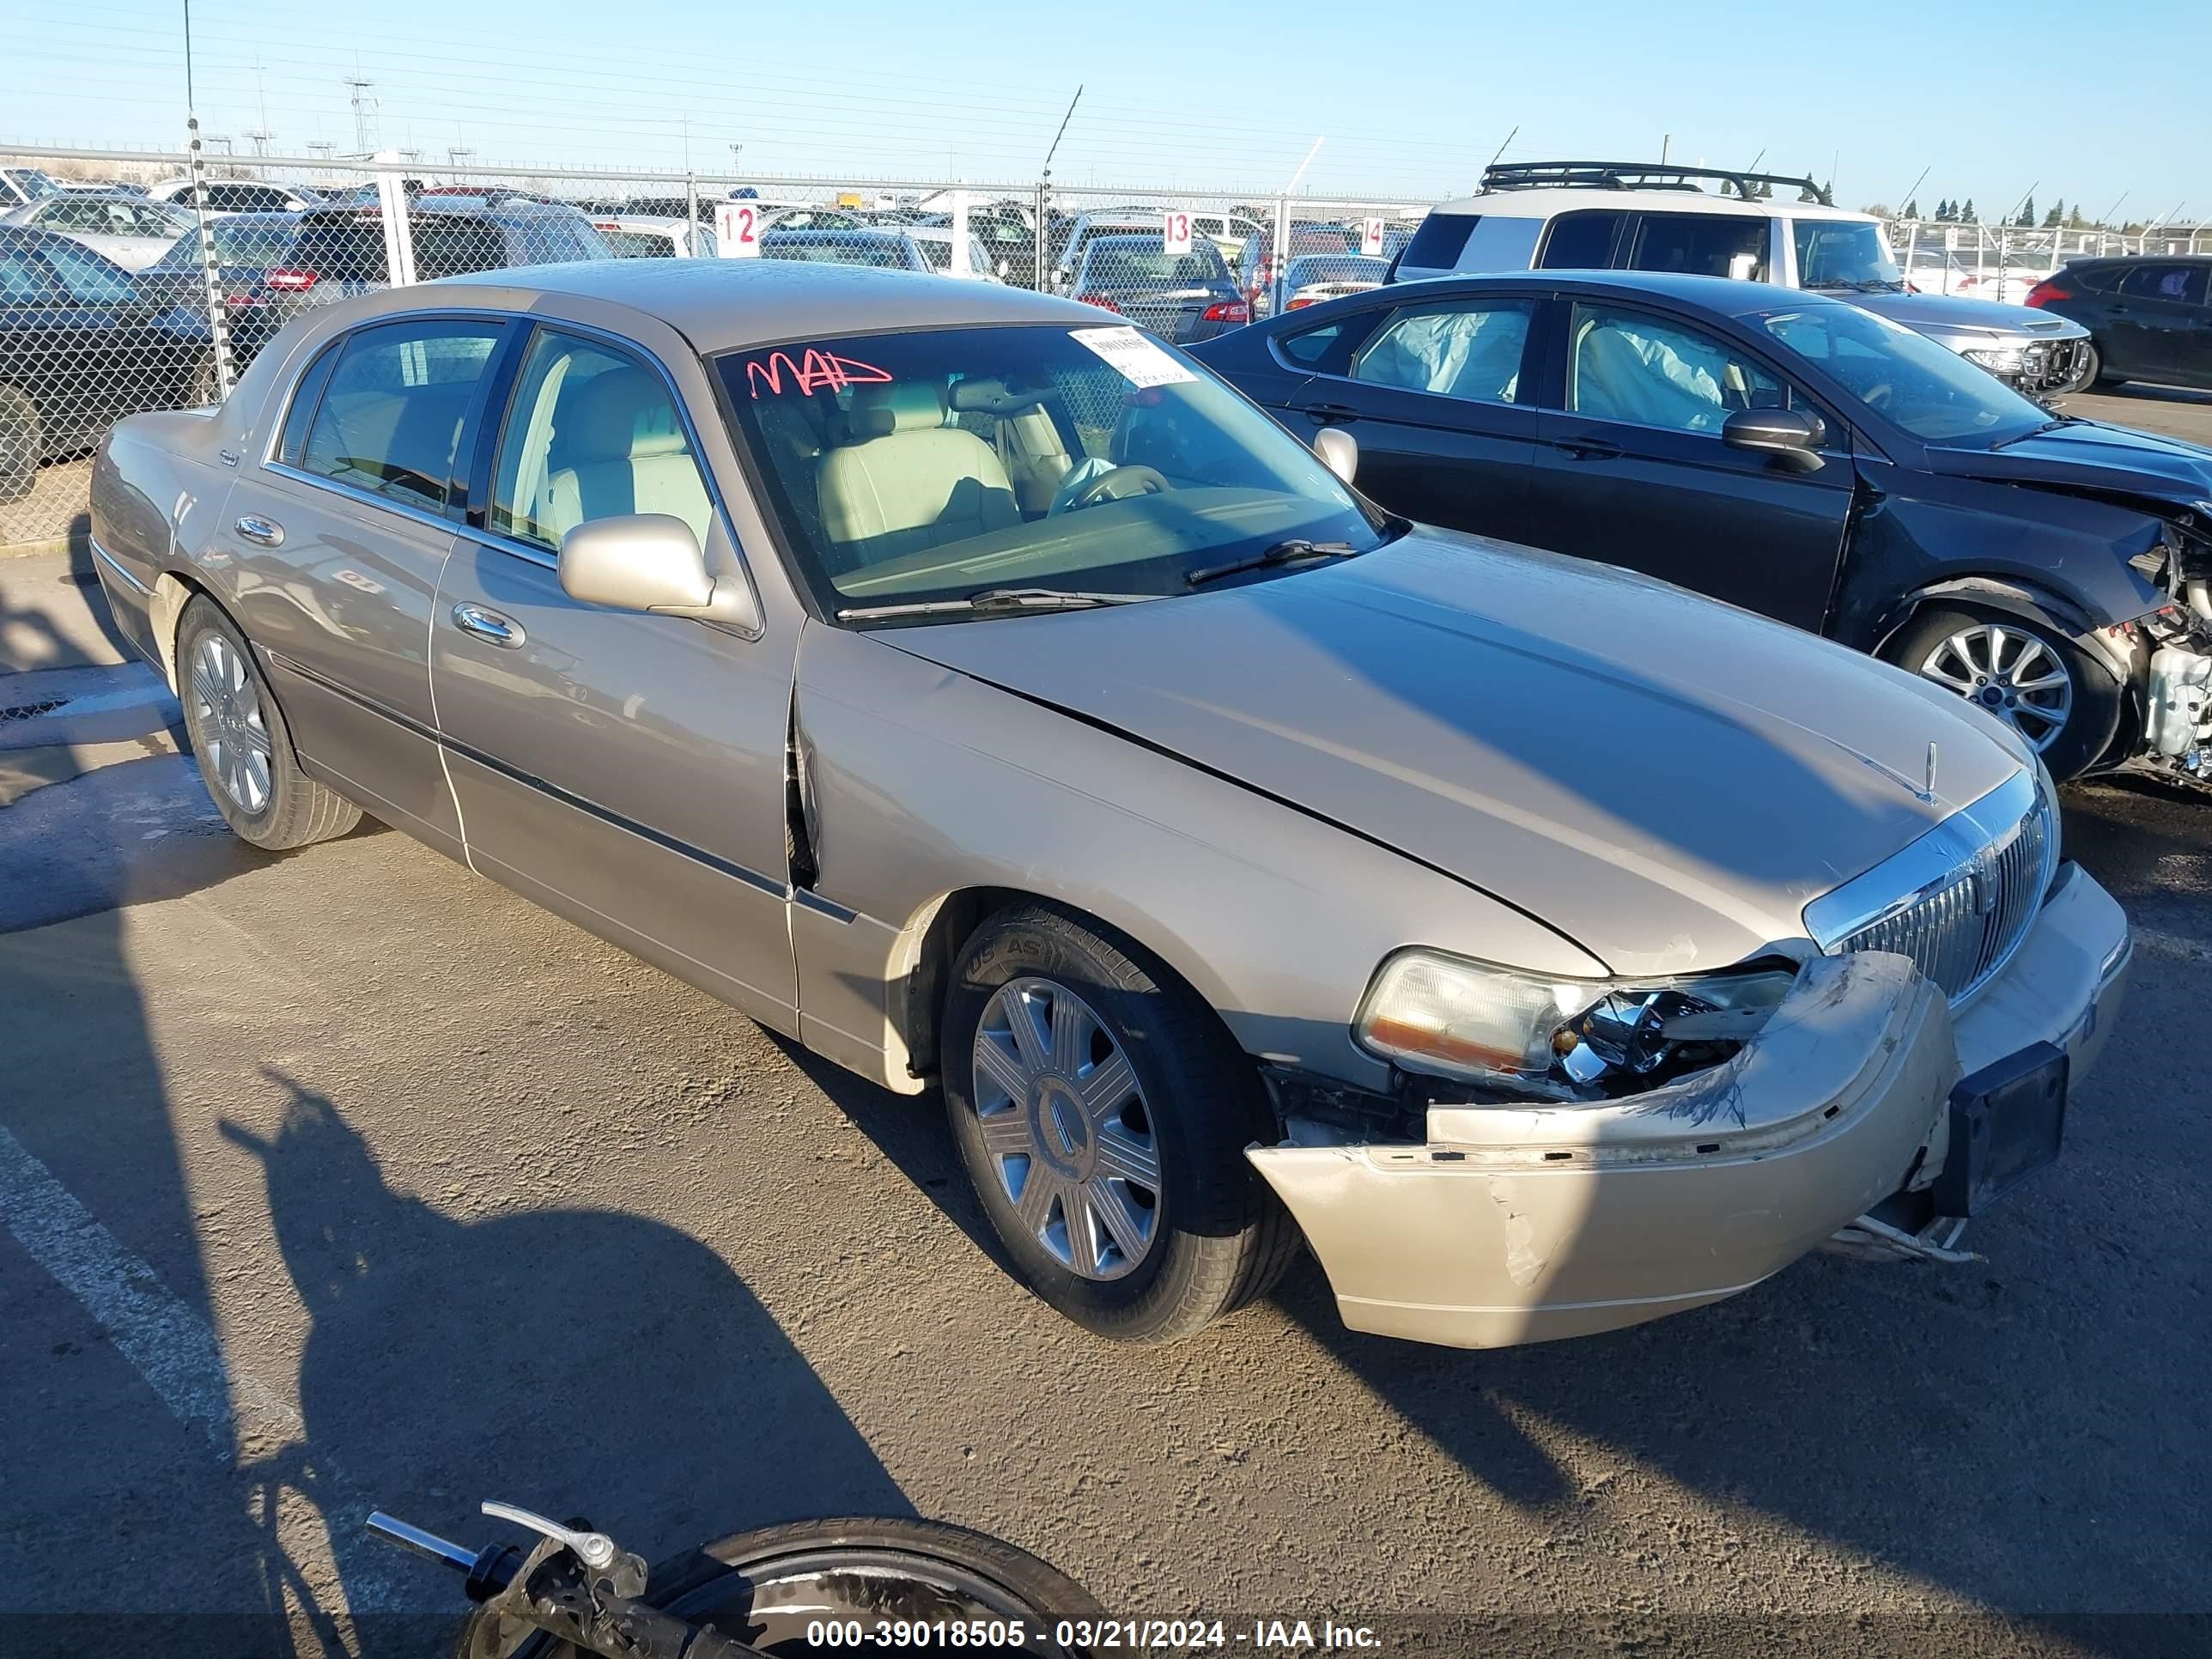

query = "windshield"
[1761,302,2046,445]
[1792,219,1903,290]
[600,227,677,258]
[716,323,1384,622]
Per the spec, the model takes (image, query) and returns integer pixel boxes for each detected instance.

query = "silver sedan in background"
[88,261,2127,1349]
[2,191,193,270]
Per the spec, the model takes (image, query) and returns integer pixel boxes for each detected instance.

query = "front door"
[1279,294,1545,544]
[1525,299,1854,633]
[430,324,799,1030]
[2106,262,2212,386]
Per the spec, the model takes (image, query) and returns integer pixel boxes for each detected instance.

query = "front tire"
[176,597,361,849]
[466,1516,1109,1659]
[943,902,1299,1344]
[1881,605,2123,781]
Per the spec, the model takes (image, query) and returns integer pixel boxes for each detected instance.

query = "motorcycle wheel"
[459,1515,1108,1659]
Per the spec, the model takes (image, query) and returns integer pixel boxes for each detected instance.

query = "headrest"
[564,369,667,462]
[849,382,945,439]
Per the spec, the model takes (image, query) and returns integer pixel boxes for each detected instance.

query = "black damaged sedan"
[1193,270,2212,784]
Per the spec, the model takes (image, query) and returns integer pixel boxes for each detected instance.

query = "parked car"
[0,227,216,503]
[89,259,2125,1350]
[131,211,301,368]
[1190,211,1265,264]
[0,192,194,272]
[757,225,992,277]
[915,204,1039,287]
[0,167,63,208]
[1277,252,1390,312]
[146,177,322,216]
[1068,235,1244,341]
[1394,161,2095,394]
[1235,224,1359,319]
[1048,212,1162,291]
[1192,269,2212,784]
[255,200,615,319]
[590,213,717,258]
[2027,256,2212,391]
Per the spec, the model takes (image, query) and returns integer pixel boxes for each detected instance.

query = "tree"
[2069,205,2087,228]
[1861,203,1894,220]
[2015,197,2035,228]
[1962,198,1976,222]
[2043,198,2064,228]
[1904,198,1921,220]
[1936,198,1953,221]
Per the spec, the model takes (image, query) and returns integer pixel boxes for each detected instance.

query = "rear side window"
[413,221,509,279]
[1398,212,1481,271]
[299,319,506,512]
[1278,320,1347,368]
[2118,264,2209,305]
[277,343,341,465]
[1537,210,1626,270]
[1352,299,1536,405]
[1630,213,1767,281]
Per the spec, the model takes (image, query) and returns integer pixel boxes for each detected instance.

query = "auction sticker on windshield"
[1072,325,1196,389]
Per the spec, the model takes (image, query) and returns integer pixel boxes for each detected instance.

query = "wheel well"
[147,569,211,695]
[1870,580,2101,663]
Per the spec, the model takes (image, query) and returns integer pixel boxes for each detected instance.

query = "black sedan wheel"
[1884,605,2122,781]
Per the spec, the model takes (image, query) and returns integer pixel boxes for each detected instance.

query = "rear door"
[2106,262,2212,385]
[1524,298,1853,632]
[430,321,799,1030]
[1275,293,1546,544]
[223,313,508,854]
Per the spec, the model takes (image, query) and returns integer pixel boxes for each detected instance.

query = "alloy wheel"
[190,631,273,812]
[969,976,1161,1281]
[1916,622,2074,753]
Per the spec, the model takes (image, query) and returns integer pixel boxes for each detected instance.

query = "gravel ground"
[0,390,2207,1659]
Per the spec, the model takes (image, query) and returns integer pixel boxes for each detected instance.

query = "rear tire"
[176,597,361,849]
[943,902,1300,1344]
[1881,605,2123,781]
[0,385,37,506]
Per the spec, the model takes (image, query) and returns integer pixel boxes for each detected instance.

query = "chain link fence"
[4,140,2203,550]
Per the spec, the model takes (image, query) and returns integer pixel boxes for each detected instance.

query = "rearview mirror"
[558,514,758,630]
[1312,426,1358,486]
[1722,407,1826,471]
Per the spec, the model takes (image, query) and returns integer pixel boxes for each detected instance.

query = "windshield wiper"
[835,586,1158,622]
[1185,538,1360,589]
[1804,278,1903,294]
[1988,417,2080,449]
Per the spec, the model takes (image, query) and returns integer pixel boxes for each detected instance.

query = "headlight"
[1961,344,2026,375]
[1353,949,1797,1100]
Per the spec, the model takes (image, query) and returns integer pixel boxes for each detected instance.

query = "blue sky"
[10,0,2208,218]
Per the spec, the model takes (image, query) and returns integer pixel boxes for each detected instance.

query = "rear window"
[1538,210,1626,270]
[1080,245,1228,287]
[1397,212,1480,271]
[285,218,388,280]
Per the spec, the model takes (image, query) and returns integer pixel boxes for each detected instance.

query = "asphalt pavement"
[1,392,2208,1658]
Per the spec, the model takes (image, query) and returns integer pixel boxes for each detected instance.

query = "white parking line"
[0,1124,412,1613]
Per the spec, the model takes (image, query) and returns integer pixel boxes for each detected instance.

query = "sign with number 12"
[716,201,762,258]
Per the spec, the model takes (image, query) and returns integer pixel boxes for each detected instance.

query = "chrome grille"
[1804,770,2056,1006]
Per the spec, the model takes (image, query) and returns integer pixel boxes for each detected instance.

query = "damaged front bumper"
[1248,864,2130,1350]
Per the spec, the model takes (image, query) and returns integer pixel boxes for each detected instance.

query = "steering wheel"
[1068,465,1171,511]
[1861,382,1894,411]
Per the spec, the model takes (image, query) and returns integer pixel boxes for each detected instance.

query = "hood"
[1849,288,2088,339]
[1923,417,2212,507]
[886,532,2026,978]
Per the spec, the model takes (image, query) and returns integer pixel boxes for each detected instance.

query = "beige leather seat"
[544,368,713,544]
[815,384,1019,571]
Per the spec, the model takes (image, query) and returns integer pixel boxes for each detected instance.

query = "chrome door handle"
[234,514,284,547]
[450,603,525,648]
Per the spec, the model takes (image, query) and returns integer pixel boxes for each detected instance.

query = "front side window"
[1352,299,1534,405]
[1760,302,2047,445]
[716,323,1383,618]
[1537,210,1625,270]
[300,319,505,510]
[492,330,712,550]
[1396,211,1482,271]
[1792,219,1903,290]
[1630,213,1767,281]
[1569,304,1785,434]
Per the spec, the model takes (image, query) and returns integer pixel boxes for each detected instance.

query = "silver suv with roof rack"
[1395,161,2094,394]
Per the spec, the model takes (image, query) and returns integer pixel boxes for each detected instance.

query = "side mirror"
[558,514,759,630]
[1722,407,1826,471]
[1312,426,1358,485]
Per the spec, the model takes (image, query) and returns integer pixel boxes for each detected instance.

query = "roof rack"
[1480,161,1833,208]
